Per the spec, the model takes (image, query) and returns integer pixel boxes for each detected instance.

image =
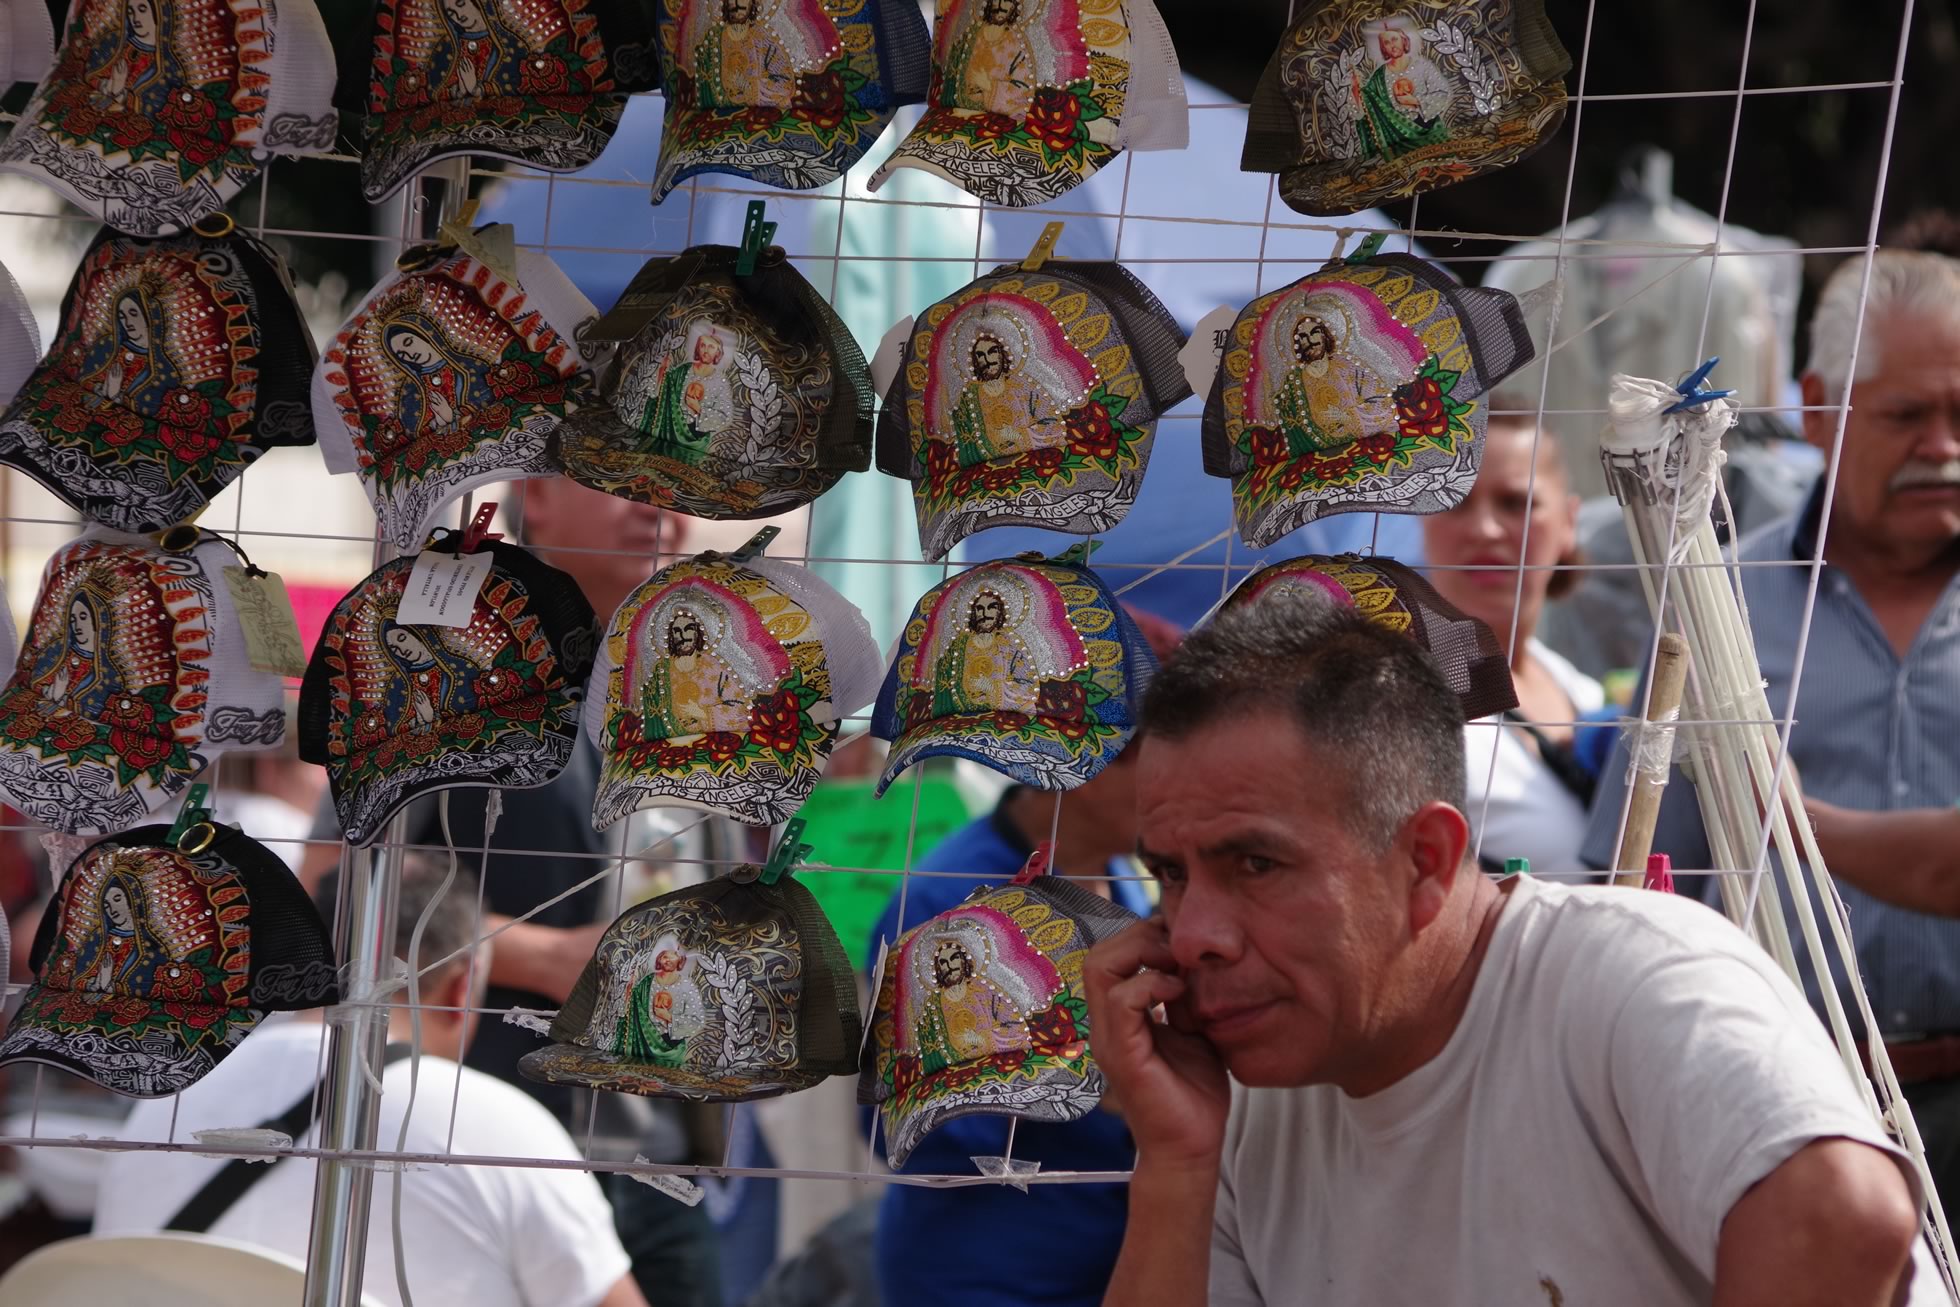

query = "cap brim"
[362,419,562,552]
[879,1052,1105,1167]
[361,95,626,203]
[0,982,258,1098]
[650,103,895,203]
[0,687,200,836]
[909,440,1154,563]
[867,107,1119,208]
[328,704,579,847]
[0,116,245,237]
[519,1041,828,1101]
[591,729,830,831]
[555,409,845,520]
[875,711,1129,795]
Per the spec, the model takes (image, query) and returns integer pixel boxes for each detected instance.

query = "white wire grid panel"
[0,0,1936,1295]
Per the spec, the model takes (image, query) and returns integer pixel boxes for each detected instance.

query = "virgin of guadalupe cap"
[865,0,1187,207]
[861,869,1134,1166]
[359,0,662,203]
[587,541,881,829]
[0,257,38,410]
[1242,0,1570,218]
[1,0,55,89]
[877,260,1190,561]
[1217,553,1516,720]
[0,0,339,237]
[1201,252,1533,548]
[0,220,319,535]
[648,0,930,202]
[521,859,861,1100]
[314,233,601,549]
[0,821,339,1098]
[869,550,1156,795]
[298,536,601,847]
[555,244,873,519]
[0,527,290,837]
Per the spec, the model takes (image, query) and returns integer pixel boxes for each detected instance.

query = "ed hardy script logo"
[262,113,339,152]
[207,706,286,746]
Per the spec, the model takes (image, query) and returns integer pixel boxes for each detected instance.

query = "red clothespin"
[1643,852,1675,894]
[460,502,502,553]
[1012,840,1054,885]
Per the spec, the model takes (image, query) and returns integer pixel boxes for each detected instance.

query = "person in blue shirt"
[864,609,1178,1307]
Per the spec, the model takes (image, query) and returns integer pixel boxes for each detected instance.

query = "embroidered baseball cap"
[1218,553,1516,720]
[587,545,880,829]
[877,260,1191,561]
[1201,252,1533,548]
[298,536,601,847]
[359,0,662,203]
[870,551,1156,795]
[1,0,55,89]
[315,233,601,549]
[0,527,290,837]
[521,861,861,1100]
[0,822,339,1098]
[0,221,319,534]
[648,0,931,202]
[1242,0,1571,217]
[862,871,1135,1166]
[0,257,37,410]
[0,0,339,236]
[865,0,1187,207]
[555,244,873,518]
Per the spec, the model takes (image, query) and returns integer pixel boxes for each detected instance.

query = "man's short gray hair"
[1809,250,1960,394]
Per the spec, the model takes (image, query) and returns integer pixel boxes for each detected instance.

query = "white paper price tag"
[397,549,493,627]
[221,567,308,677]
[870,315,915,399]
[1180,304,1238,400]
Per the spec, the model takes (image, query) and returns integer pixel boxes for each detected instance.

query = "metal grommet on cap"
[177,822,218,855]
[157,524,202,553]
[396,242,449,272]
[191,212,236,239]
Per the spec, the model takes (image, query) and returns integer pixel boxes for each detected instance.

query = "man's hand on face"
[1086,916,1231,1173]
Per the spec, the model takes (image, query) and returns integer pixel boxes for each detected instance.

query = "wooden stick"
[1613,632,1691,885]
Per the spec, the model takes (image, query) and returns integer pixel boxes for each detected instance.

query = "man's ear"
[1403,801,1471,936]
[1798,372,1834,451]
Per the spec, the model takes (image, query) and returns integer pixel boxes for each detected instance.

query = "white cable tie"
[971,1156,1041,1191]
[501,1007,558,1035]
[628,1156,706,1206]
[191,1128,291,1157]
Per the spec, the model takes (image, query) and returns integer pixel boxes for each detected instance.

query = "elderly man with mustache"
[1583,248,1960,1208]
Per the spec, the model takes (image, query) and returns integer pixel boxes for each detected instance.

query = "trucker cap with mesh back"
[0,822,339,1098]
[1201,252,1533,549]
[555,244,873,519]
[0,257,37,411]
[521,862,861,1100]
[586,545,881,829]
[870,552,1157,795]
[0,527,291,838]
[1216,553,1517,720]
[0,223,319,534]
[866,0,1187,208]
[877,260,1191,561]
[1242,0,1570,218]
[314,233,601,550]
[299,535,601,846]
[360,0,662,203]
[0,0,339,236]
[0,0,54,91]
[861,871,1135,1167]
[648,0,931,202]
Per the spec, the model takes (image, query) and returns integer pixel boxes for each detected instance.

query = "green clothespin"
[1501,857,1529,879]
[731,525,780,563]
[1053,539,1103,567]
[168,783,213,847]
[761,818,810,886]
[735,200,777,277]
[1347,232,1389,264]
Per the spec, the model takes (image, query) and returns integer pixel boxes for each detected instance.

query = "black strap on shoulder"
[164,1042,414,1234]
[1501,711,1599,808]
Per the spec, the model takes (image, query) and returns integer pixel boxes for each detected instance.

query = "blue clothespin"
[760,818,810,886]
[735,201,777,277]
[1663,357,1736,414]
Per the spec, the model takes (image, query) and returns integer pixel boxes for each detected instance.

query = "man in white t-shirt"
[1086,595,1942,1305]
[95,859,645,1307]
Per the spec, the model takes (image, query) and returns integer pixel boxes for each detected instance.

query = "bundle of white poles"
[1598,374,1959,1286]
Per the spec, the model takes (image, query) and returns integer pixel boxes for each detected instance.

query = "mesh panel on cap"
[230,231,320,448]
[745,556,882,719]
[776,263,875,474]
[252,0,339,159]
[1240,44,1300,173]
[874,0,933,102]
[1053,262,1193,419]
[1113,0,1189,153]
[0,257,36,406]
[779,875,862,1077]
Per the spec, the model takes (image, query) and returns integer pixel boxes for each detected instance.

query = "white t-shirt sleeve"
[488,1097,632,1307]
[1210,1088,1266,1307]
[1596,916,1922,1276]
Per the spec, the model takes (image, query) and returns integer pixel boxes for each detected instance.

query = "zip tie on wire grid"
[628,1154,706,1206]
[502,1006,558,1035]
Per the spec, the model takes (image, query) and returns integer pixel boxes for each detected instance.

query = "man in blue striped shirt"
[1582,248,1960,1205]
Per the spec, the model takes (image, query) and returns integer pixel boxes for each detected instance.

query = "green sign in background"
[796,776,973,969]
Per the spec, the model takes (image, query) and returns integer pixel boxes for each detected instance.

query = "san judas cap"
[0,821,339,1098]
[0,0,339,236]
[0,221,319,534]
[648,0,931,201]
[876,260,1190,561]
[521,860,861,1100]
[1201,252,1533,548]
[314,233,601,549]
[1242,0,1571,217]
[866,0,1188,207]
[0,527,291,838]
